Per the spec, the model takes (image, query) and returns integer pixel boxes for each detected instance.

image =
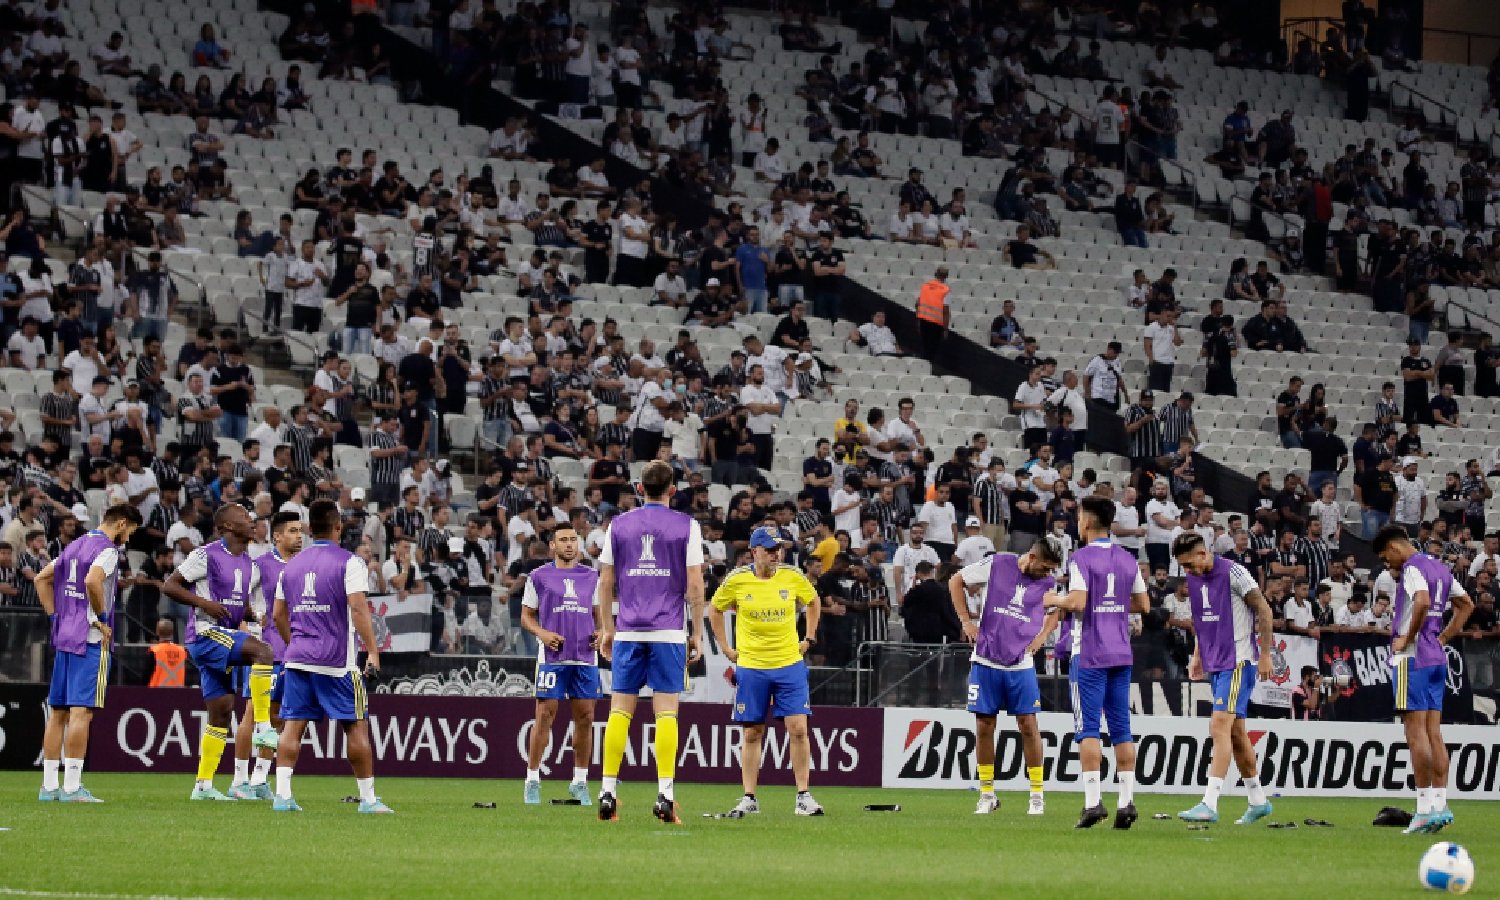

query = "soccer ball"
[1419,842,1474,894]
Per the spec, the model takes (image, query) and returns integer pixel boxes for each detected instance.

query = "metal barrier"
[0,609,50,683]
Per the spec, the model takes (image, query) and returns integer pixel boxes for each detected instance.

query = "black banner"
[0,683,49,770]
[1318,632,1474,723]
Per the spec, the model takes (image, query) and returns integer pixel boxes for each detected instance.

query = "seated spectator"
[1114,180,1148,248]
[192,23,231,68]
[849,310,903,357]
[1002,224,1055,270]
[685,279,734,328]
[938,200,976,249]
[753,138,786,183]
[990,300,1025,350]
[1430,382,1461,427]
[1025,198,1060,239]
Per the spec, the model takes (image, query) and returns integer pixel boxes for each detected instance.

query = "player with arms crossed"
[521,524,604,805]
[229,511,303,800]
[709,527,825,818]
[949,537,1063,816]
[597,460,706,825]
[35,504,142,802]
[1171,532,1277,825]
[163,504,277,801]
[1373,524,1474,834]
[271,499,391,813]
[1045,496,1150,829]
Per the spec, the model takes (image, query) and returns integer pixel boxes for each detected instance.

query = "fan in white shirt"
[753,142,786,182]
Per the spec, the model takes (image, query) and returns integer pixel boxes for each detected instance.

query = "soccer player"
[521,524,604,806]
[1171,532,1278,825]
[597,460,706,825]
[1044,496,1150,829]
[229,511,303,800]
[271,499,391,813]
[709,527,824,818]
[35,504,142,802]
[1372,525,1474,833]
[949,537,1062,816]
[163,503,277,801]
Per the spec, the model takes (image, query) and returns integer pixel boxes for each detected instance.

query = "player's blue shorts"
[1393,658,1446,713]
[188,627,253,701]
[48,644,109,709]
[967,664,1042,717]
[278,668,368,721]
[732,662,811,723]
[1070,665,1134,744]
[235,662,285,705]
[1210,661,1256,719]
[535,663,602,701]
[610,640,687,695]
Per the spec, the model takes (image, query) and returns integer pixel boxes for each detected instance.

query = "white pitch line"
[0,888,244,900]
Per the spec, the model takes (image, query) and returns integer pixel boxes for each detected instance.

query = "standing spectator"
[612,198,650,287]
[972,458,1010,552]
[125,252,177,342]
[1123,391,1162,472]
[740,365,780,470]
[1143,478,1180,573]
[954,517,996,567]
[1392,457,1426,537]
[210,345,254,442]
[1156,392,1197,457]
[1083,342,1128,411]
[808,234,846,321]
[1357,453,1396,538]
[891,522,939,600]
[917,485,958,563]
[1114,179,1147,247]
[1013,365,1049,453]
[1143,307,1182,393]
[1400,338,1434,426]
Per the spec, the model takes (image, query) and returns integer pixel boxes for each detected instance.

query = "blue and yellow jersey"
[711,565,817,669]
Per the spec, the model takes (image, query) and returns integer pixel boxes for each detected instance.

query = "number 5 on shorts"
[967,682,979,704]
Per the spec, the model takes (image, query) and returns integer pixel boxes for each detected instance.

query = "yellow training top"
[711,564,817,669]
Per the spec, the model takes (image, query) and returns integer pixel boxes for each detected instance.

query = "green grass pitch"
[0,773,1494,898]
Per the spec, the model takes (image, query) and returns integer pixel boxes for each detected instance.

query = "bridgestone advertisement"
[882,709,1500,798]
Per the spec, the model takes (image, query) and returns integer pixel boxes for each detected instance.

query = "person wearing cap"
[1392,457,1427,538]
[954,515,997,567]
[708,525,824,818]
[915,266,950,354]
[686,279,734,328]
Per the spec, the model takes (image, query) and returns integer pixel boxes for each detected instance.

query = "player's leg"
[55,644,108,801]
[272,669,313,810]
[1229,716,1272,824]
[333,669,388,813]
[599,640,646,816]
[231,670,256,796]
[1071,666,1109,827]
[1395,657,1435,831]
[567,695,596,804]
[1424,675,1453,830]
[1103,666,1138,828]
[786,714,823,815]
[194,691,237,799]
[41,650,74,800]
[1007,668,1046,814]
[525,697,559,804]
[237,635,280,752]
[726,666,769,817]
[645,642,689,821]
[1184,664,1239,821]
[778,663,821,815]
[974,714,998,811]
[249,678,284,794]
[739,723,767,798]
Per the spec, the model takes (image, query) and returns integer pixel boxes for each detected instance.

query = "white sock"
[1417,788,1432,815]
[233,759,250,786]
[356,777,377,804]
[1434,787,1448,810]
[63,759,84,793]
[195,779,214,792]
[1203,776,1224,811]
[1117,771,1135,808]
[601,776,617,794]
[525,768,540,783]
[42,759,60,791]
[1083,771,1102,808]
[658,777,674,801]
[1244,777,1267,807]
[275,767,293,800]
[251,757,272,786]
[572,767,589,785]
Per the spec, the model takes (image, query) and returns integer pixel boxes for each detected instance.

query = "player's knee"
[1015,714,1038,736]
[69,707,94,724]
[742,723,767,743]
[245,639,275,665]
[785,718,809,740]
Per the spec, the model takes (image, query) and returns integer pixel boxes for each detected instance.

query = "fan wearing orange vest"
[916,267,951,354]
[149,618,187,688]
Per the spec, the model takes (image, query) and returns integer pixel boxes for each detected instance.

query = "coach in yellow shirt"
[709,527,824,818]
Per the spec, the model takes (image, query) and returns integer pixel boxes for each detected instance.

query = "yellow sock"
[1028,765,1044,793]
[978,764,995,793]
[654,713,678,783]
[602,709,631,779]
[197,726,229,782]
[249,665,273,724]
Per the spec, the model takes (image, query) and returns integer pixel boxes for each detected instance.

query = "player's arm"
[1244,587,1275,679]
[519,578,562,651]
[1046,562,1089,612]
[1394,565,1429,652]
[1026,606,1062,656]
[349,589,379,672]
[1437,579,1474,645]
[163,551,229,620]
[799,573,820,656]
[34,560,57,616]
[596,562,615,658]
[708,575,736,663]
[947,560,989,641]
[684,519,706,664]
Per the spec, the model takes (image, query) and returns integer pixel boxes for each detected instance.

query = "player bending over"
[521,524,603,806]
[271,499,391,813]
[35,505,142,802]
[163,503,277,801]
[1172,533,1277,825]
[949,537,1062,816]
[229,511,303,800]
[596,461,706,825]
[1045,496,1150,829]
[1373,525,1473,834]
[709,527,824,818]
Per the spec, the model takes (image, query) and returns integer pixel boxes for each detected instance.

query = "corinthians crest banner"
[1250,633,1318,710]
[1319,631,1474,723]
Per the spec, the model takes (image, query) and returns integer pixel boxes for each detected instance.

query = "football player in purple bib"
[1373,525,1474,834]
[521,523,604,806]
[35,504,142,802]
[1045,496,1151,829]
[1172,532,1277,825]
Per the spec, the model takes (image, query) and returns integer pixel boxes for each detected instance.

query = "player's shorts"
[967,664,1042,717]
[1393,657,1446,713]
[1070,664,1134,744]
[610,640,686,695]
[187,627,252,701]
[732,662,811,723]
[535,663,602,701]
[235,662,285,705]
[47,644,109,709]
[279,668,368,721]
[1209,661,1256,719]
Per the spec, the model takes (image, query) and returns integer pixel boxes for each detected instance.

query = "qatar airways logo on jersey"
[625,533,673,577]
